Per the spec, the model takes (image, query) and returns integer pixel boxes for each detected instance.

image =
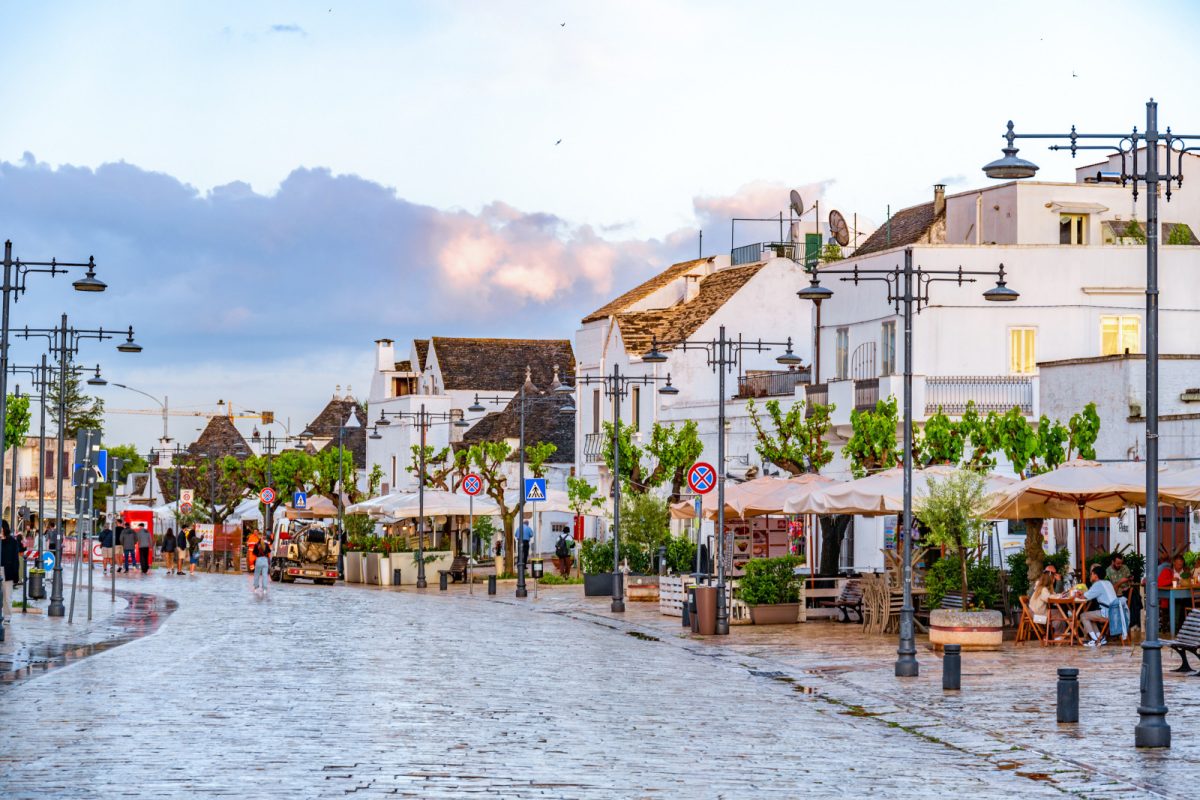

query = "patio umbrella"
[792,464,1015,516]
[980,459,1149,579]
[1159,466,1200,506]
[369,490,500,519]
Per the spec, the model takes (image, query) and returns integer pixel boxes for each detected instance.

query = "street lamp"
[373,404,464,588]
[981,99,1193,748]
[643,326,799,634]
[110,383,170,443]
[16,314,140,619]
[469,367,576,599]
[555,365,678,613]
[797,249,1017,676]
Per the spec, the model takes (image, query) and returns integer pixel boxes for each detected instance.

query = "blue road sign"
[96,449,108,482]
[42,551,55,571]
[293,491,308,509]
[524,478,546,503]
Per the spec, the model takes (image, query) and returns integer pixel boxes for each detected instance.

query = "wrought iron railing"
[924,376,1034,415]
[736,369,812,399]
[18,477,38,492]
[731,241,806,266]
[804,383,829,416]
[583,433,605,463]
[854,378,880,411]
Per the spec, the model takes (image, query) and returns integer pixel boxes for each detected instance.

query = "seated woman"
[1028,569,1066,638]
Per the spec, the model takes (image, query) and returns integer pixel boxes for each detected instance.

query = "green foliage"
[1006,550,1031,598]
[619,491,670,573]
[926,556,1000,610]
[312,446,357,502]
[746,398,834,475]
[820,243,844,263]
[844,396,899,478]
[993,407,1039,478]
[915,469,992,602]
[602,420,703,497]
[94,443,149,513]
[234,450,316,514]
[4,393,31,449]
[665,534,697,575]
[960,402,999,470]
[1166,222,1196,245]
[1036,415,1069,472]
[470,515,497,554]
[524,441,557,478]
[466,441,517,571]
[580,537,614,574]
[566,475,603,516]
[1067,403,1100,460]
[536,572,584,585]
[343,513,376,538]
[917,408,964,466]
[737,555,806,606]
[48,370,104,438]
[1123,218,1147,244]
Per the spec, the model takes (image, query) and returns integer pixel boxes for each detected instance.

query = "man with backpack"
[119,525,136,573]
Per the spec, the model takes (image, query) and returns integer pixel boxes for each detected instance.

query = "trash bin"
[392,568,402,587]
[694,585,718,636]
[439,571,448,591]
[487,575,497,595]
[28,572,45,600]
[687,586,698,632]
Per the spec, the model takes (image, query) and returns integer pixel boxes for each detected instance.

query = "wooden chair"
[1016,596,1047,645]
[939,592,974,610]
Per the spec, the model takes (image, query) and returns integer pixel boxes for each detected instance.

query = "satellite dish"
[789,189,805,217]
[828,209,850,247]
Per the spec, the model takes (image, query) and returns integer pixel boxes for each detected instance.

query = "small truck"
[268,520,341,585]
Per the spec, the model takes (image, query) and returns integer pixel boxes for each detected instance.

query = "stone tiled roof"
[304,397,368,468]
[414,340,430,371]
[582,257,715,324]
[431,337,575,392]
[854,201,938,256]
[616,263,765,355]
[188,416,251,459]
[393,360,413,372]
[460,378,574,464]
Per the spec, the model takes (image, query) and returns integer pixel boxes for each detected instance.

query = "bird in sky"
[555,139,562,145]
[1072,71,1079,78]
[561,22,566,27]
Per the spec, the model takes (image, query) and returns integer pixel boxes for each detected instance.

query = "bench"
[939,592,975,610]
[438,555,470,584]
[820,579,863,623]
[1162,610,1200,672]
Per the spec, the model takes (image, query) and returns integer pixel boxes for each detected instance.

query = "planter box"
[388,553,407,586]
[393,551,454,585]
[748,603,801,625]
[626,575,659,603]
[584,572,614,597]
[659,575,697,617]
[364,552,386,586]
[343,552,363,584]
[929,609,1004,651]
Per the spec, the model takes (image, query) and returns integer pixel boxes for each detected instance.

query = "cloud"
[269,24,306,35]
[692,179,834,240]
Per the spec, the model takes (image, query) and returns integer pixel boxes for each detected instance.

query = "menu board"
[725,517,793,576]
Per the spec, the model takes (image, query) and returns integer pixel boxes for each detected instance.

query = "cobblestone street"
[0,573,1196,798]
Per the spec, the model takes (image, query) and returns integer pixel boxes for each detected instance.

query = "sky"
[1,0,1198,449]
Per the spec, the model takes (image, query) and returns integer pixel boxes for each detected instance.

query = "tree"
[232,450,317,522]
[820,243,844,263]
[467,441,517,574]
[92,443,148,517]
[843,396,899,479]
[746,398,834,475]
[1167,222,1196,245]
[601,420,703,499]
[408,445,469,490]
[1067,402,1100,460]
[915,469,992,608]
[169,455,249,524]
[959,401,999,470]
[566,475,603,517]
[618,491,670,573]
[5,394,31,451]
[524,442,557,478]
[48,370,104,438]
[916,408,964,466]
[1122,219,1147,244]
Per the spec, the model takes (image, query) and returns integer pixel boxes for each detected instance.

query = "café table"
[1046,595,1088,646]
[1160,581,1198,635]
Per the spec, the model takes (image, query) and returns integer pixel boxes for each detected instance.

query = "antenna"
[789,189,805,218]
[828,210,850,247]
[789,221,801,243]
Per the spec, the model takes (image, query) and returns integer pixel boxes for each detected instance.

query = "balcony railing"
[854,378,880,411]
[736,369,812,399]
[18,477,38,492]
[731,241,814,266]
[583,432,605,463]
[804,383,829,416]
[925,376,1034,415]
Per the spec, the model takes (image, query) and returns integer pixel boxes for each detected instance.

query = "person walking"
[251,535,271,595]
[119,524,136,573]
[135,523,153,574]
[161,528,178,575]
[517,517,534,575]
[185,527,200,575]
[99,523,115,575]
[1,522,19,624]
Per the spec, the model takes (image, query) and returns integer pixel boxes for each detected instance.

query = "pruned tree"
[844,396,900,479]
[746,398,834,475]
[601,420,702,500]
[408,445,469,490]
[915,407,964,467]
[466,440,517,574]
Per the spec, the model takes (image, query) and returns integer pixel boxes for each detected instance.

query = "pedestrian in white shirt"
[1079,564,1117,646]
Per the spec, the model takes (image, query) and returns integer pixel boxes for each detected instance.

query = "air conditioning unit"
[1180,388,1200,403]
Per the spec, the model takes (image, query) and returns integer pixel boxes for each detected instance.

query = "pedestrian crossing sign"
[524,478,546,503]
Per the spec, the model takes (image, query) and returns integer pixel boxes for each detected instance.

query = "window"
[44,454,53,479]
[880,321,897,375]
[631,386,641,431]
[1100,315,1141,355]
[1059,213,1087,245]
[1009,328,1037,374]
[592,389,601,434]
[835,328,849,380]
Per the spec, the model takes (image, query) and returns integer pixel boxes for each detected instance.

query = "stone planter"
[626,575,659,603]
[929,609,1004,651]
[396,551,453,585]
[343,552,363,584]
[364,553,386,586]
[584,572,614,597]
[748,603,802,625]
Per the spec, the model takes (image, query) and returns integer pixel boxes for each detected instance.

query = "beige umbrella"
[740,473,836,517]
[792,464,1015,516]
[670,475,836,521]
[1159,466,1200,506]
[980,459,1149,578]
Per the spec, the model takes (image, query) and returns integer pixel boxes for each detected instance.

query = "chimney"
[933,184,946,217]
[374,338,395,373]
[683,274,701,303]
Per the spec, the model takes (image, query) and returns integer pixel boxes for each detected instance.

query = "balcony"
[736,369,812,399]
[853,378,879,411]
[731,241,819,267]
[583,432,605,463]
[924,376,1034,415]
[803,384,829,417]
[18,476,38,493]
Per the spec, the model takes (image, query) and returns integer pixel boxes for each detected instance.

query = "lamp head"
[796,274,833,302]
[559,400,576,415]
[982,121,1039,180]
[72,259,107,293]
[117,327,142,353]
[468,395,486,413]
[658,375,680,396]
[86,365,107,386]
[775,340,803,366]
[641,342,669,364]
[369,428,383,440]
[982,264,1020,302]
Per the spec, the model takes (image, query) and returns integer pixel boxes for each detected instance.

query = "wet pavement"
[0,572,1195,798]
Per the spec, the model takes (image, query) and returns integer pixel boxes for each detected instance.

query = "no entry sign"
[687,462,716,494]
[462,473,483,496]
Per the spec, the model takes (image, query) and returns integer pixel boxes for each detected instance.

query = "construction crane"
[105,391,270,442]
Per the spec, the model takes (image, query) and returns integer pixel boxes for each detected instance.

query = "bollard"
[688,586,699,633]
[392,568,402,587]
[439,571,448,591]
[681,586,692,627]
[942,644,961,691]
[1057,668,1079,723]
[487,575,496,595]
[658,545,668,576]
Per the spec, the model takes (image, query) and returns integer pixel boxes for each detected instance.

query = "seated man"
[1105,553,1132,597]
[1078,564,1117,647]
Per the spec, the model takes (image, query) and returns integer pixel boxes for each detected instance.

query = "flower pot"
[583,572,614,597]
[748,603,801,625]
[929,609,1004,651]
[343,552,363,584]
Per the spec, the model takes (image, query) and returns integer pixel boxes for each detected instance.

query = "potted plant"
[918,469,1004,650]
[553,533,575,576]
[27,567,45,600]
[738,555,806,624]
[580,538,614,597]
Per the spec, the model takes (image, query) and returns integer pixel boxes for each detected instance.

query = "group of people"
[99,523,203,575]
[1027,559,1131,646]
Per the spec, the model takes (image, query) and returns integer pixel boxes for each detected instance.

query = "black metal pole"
[36,355,46,563]
[265,432,274,537]
[1136,99,1170,749]
[896,249,919,677]
[416,404,428,588]
[610,364,624,613]
[48,315,67,617]
[516,383,528,598]
[716,326,729,635]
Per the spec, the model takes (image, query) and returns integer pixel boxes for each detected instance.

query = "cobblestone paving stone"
[0,573,1194,798]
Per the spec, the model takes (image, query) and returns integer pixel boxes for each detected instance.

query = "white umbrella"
[1160,466,1200,506]
[795,464,1015,516]
[502,488,584,516]
[368,490,500,519]
[231,497,264,524]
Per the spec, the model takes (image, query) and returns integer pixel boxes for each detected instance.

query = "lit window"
[880,321,897,375]
[1009,328,1037,374]
[1100,315,1140,355]
[1060,214,1087,245]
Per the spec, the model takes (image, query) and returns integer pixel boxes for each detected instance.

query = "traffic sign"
[259,487,277,505]
[180,489,194,505]
[96,449,108,482]
[462,474,483,496]
[524,478,546,502]
[42,551,55,571]
[687,462,716,494]
[180,502,194,515]
[293,491,308,509]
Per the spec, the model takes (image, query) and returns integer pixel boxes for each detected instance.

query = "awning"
[1049,201,1108,214]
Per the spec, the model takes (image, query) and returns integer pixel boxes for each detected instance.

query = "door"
[1083,519,1110,565]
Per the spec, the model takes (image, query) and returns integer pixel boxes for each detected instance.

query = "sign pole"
[468,493,473,595]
